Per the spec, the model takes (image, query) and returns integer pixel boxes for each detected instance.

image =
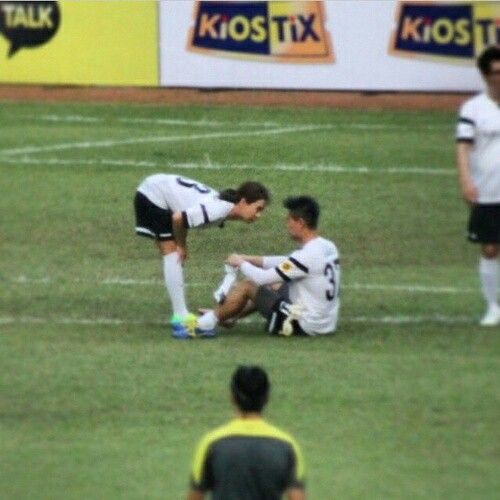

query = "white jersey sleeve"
[240,262,282,286]
[241,253,310,285]
[182,199,234,229]
[456,100,475,142]
[274,252,310,282]
[262,256,288,269]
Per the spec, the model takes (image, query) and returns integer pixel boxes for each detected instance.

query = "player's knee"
[481,245,499,259]
[235,279,257,298]
[157,240,177,256]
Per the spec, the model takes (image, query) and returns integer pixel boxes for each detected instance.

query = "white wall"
[159,1,485,91]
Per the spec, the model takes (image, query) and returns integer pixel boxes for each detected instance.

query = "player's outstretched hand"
[226,254,245,268]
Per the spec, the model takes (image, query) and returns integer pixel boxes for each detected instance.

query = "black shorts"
[254,285,306,336]
[134,192,174,241]
[467,203,500,244]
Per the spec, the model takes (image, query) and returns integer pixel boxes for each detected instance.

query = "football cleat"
[170,313,196,339]
[479,304,500,327]
[171,325,191,339]
[171,313,217,339]
[170,314,183,326]
[277,303,304,337]
[195,327,217,338]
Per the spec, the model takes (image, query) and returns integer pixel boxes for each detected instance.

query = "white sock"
[163,253,189,317]
[479,257,498,308]
[213,264,238,304]
[197,310,218,330]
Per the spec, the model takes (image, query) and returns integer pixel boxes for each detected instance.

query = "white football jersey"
[246,237,340,335]
[456,93,500,204]
[275,237,340,335]
[137,174,234,228]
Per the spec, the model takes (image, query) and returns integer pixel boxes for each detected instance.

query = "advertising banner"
[160,0,496,91]
[187,1,334,63]
[0,0,159,86]
[390,1,500,62]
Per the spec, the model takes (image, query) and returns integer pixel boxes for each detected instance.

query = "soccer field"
[1,101,499,499]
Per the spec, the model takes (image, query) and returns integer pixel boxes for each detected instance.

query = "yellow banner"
[0,1,158,86]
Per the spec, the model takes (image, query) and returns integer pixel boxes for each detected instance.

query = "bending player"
[133,174,270,337]
[194,196,341,337]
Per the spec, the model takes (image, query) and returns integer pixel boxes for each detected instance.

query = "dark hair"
[283,195,320,229]
[231,365,270,413]
[477,45,500,76]
[219,181,270,204]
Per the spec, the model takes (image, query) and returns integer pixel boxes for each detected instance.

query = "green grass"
[1,101,499,499]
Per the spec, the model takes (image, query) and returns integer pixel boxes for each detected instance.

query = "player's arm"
[226,255,288,269]
[226,254,282,285]
[262,256,288,268]
[286,439,306,500]
[234,255,264,267]
[456,141,477,204]
[228,252,309,286]
[455,106,477,204]
[184,200,233,229]
[239,261,282,285]
[187,436,212,500]
[172,211,188,263]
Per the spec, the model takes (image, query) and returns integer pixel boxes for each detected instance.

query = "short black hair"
[477,45,500,76]
[231,365,270,413]
[283,195,320,229]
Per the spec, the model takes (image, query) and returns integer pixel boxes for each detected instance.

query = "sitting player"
[193,196,341,337]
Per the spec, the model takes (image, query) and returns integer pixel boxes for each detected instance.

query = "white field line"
[0,314,474,326]
[0,124,336,157]
[0,156,454,176]
[6,275,475,294]
[120,118,280,128]
[28,114,452,131]
[36,115,101,123]
[344,315,473,325]
[8,275,205,287]
[346,283,475,294]
[33,114,281,128]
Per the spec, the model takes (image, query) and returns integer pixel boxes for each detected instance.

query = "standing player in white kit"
[456,46,500,326]
[134,174,270,337]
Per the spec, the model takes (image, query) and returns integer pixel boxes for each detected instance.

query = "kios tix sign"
[187,1,333,63]
[390,1,500,61]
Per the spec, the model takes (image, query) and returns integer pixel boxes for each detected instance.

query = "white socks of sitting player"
[479,257,499,309]
[197,310,219,331]
[213,264,238,304]
[163,253,189,317]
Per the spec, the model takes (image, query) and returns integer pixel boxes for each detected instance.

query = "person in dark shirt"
[187,365,306,500]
